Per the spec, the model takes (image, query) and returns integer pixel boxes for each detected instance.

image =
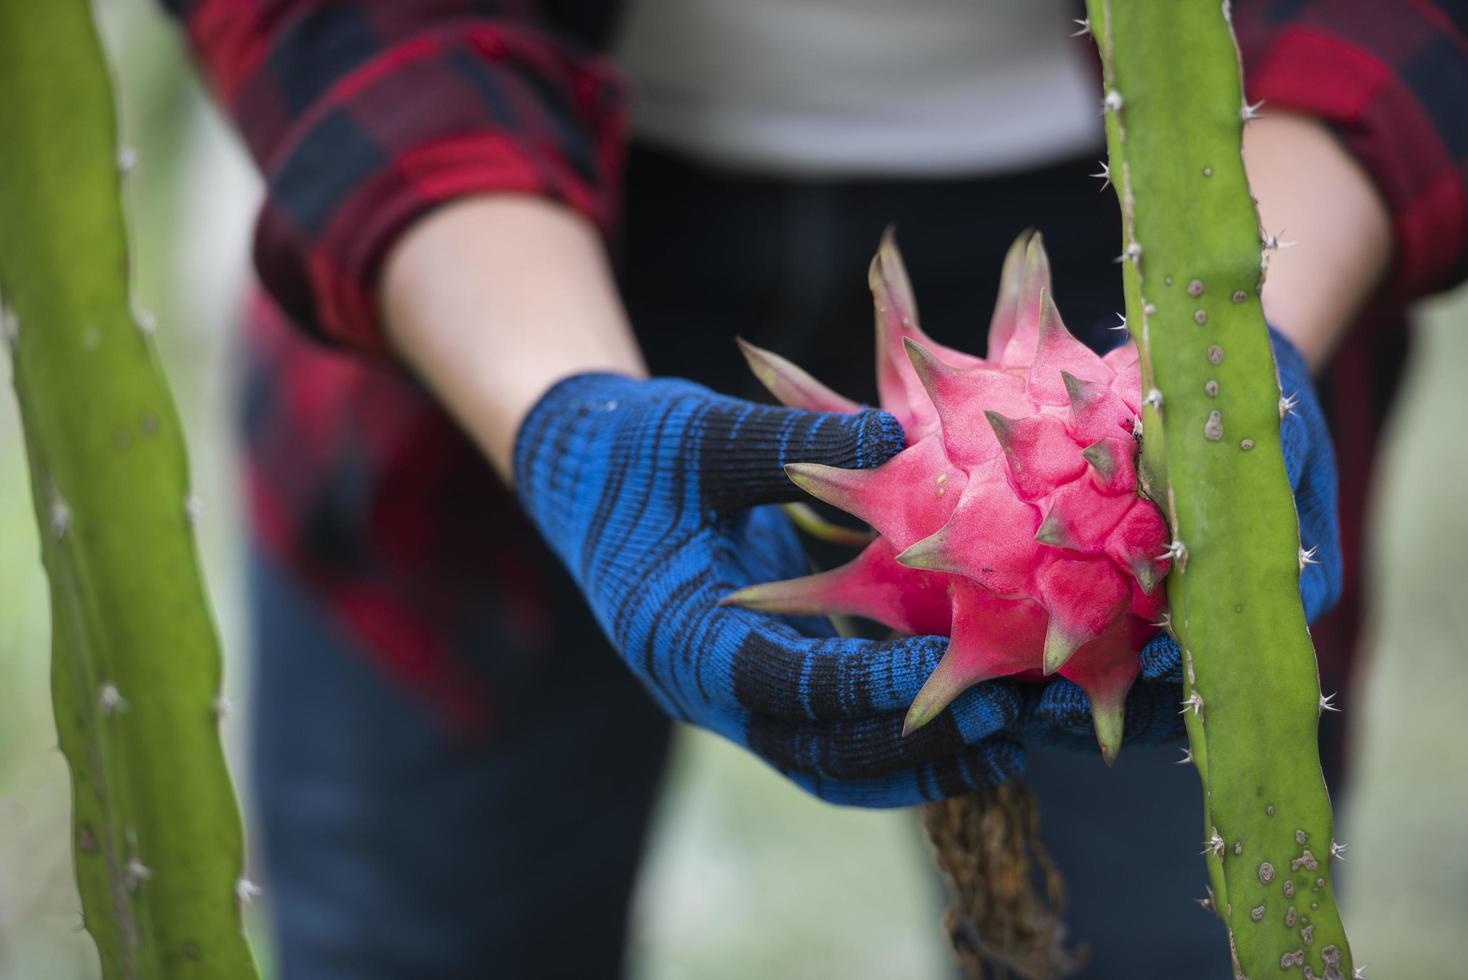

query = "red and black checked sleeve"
[161,1,626,351]
[1234,0,1468,299]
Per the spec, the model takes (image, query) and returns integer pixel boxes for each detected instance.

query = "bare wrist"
[380,195,645,480]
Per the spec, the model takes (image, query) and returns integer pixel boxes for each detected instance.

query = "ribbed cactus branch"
[1084,3,1354,977]
[0,3,258,977]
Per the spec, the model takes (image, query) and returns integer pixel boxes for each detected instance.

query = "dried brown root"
[922,780,1083,980]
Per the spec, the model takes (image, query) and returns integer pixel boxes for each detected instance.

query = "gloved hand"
[514,325,1340,804]
[515,373,1026,806]
[1023,326,1342,747]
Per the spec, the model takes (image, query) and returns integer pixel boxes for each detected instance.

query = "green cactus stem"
[0,2,258,977]
[1083,2,1354,977]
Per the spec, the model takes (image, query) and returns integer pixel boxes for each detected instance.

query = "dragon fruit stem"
[1087,1,1353,974]
[0,4,258,975]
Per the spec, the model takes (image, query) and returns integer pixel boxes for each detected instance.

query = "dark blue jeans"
[250,144,1233,978]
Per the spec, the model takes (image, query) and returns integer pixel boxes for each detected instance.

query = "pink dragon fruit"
[727,230,1170,763]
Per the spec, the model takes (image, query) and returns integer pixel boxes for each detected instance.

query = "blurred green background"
[1,3,1464,977]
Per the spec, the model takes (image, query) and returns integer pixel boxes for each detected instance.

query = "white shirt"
[614,0,1102,178]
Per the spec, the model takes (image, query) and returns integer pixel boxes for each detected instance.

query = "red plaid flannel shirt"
[165,0,1468,734]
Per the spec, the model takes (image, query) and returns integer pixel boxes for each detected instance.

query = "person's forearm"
[380,196,645,481]
[1243,112,1393,369]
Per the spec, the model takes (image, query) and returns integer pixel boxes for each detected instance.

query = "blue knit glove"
[1023,326,1342,746]
[515,374,1026,807]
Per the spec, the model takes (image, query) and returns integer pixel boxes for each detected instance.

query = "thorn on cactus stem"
[1354,966,1368,978]
[124,857,151,892]
[1202,829,1225,858]
[49,495,70,539]
[1157,539,1186,564]
[1331,840,1347,861]
[1103,89,1124,113]
[1279,392,1300,417]
[1091,161,1111,190]
[1151,611,1171,629]
[1109,311,1127,331]
[1175,747,1193,765]
[1240,99,1265,121]
[1071,17,1090,36]
[135,308,157,336]
[1319,691,1340,713]
[212,695,233,719]
[184,493,204,524]
[1180,690,1205,717]
[1115,240,1142,264]
[117,145,138,174]
[236,877,262,905]
[1298,545,1319,570]
[1261,229,1297,251]
[1143,388,1163,411]
[99,683,127,716]
[1196,892,1213,912]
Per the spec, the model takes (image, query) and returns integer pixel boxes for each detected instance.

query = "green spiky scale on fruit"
[731,231,1172,760]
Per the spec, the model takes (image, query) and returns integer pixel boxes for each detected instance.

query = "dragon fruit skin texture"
[727,231,1171,763]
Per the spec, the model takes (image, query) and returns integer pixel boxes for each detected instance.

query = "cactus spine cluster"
[0,2,258,977]
[1083,2,1354,976]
